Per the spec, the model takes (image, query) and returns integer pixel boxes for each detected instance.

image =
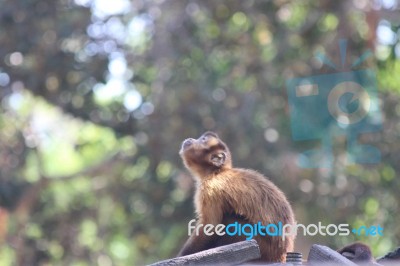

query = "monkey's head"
[179,132,232,178]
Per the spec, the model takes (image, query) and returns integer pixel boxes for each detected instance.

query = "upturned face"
[179,132,232,178]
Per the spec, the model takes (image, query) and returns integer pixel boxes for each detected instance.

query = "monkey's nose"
[182,138,195,150]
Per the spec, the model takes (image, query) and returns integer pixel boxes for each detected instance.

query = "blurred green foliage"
[0,0,399,265]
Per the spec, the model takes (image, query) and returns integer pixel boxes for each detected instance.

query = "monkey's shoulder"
[200,167,275,196]
[220,167,275,185]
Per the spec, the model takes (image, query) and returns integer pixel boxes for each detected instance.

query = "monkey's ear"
[210,152,226,167]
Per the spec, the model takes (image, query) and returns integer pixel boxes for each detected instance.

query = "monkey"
[178,131,296,262]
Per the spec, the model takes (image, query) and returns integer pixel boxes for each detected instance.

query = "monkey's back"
[197,168,295,262]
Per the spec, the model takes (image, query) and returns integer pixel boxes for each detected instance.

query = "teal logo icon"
[286,40,382,168]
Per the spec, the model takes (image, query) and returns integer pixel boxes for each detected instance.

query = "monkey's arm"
[178,199,223,256]
[178,222,217,256]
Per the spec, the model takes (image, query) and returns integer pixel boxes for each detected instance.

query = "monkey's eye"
[201,136,207,142]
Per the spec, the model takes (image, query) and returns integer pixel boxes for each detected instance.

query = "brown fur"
[178,132,295,262]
